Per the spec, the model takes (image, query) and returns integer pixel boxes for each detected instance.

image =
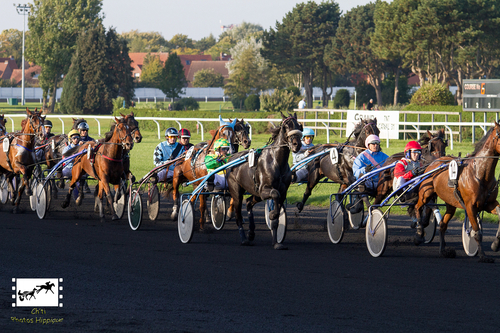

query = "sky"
[3,0,387,41]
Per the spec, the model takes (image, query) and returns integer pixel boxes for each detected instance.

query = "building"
[186,61,229,87]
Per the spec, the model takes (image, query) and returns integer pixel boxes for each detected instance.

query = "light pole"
[15,3,30,106]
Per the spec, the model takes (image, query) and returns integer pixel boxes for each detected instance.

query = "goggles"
[220,147,230,152]
[71,136,80,140]
[303,136,314,140]
[167,135,178,139]
[410,150,422,154]
[368,141,380,145]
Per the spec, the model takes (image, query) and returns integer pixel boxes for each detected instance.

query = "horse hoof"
[12,206,18,214]
[273,243,288,250]
[76,197,83,206]
[491,238,500,252]
[479,256,495,263]
[410,222,417,229]
[241,239,251,246]
[248,230,255,242]
[111,214,119,221]
[440,247,456,258]
[170,212,178,221]
[100,217,106,223]
[61,201,69,209]
[296,202,303,212]
[226,209,234,221]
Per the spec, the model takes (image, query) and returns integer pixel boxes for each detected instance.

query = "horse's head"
[278,112,303,153]
[353,118,379,149]
[421,129,447,158]
[25,108,46,142]
[113,117,134,150]
[72,118,87,130]
[0,114,6,136]
[120,112,142,143]
[232,118,251,149]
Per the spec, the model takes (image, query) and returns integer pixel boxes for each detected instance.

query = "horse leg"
[491,205,500,252]
[101,181,118,221]
[97,186,105,223]
[7,175,16,205]
[465,205,494,263]
[296,168,319,213]
[170,175,180,221]
[436,205,456,257]
[246,195,261,241]
[61,166,81,209]
[75,180,85,206]
[226,198,234,221]
[94,184,100,213]
[262,188,287,250]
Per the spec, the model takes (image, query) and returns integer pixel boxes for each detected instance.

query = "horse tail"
[163,182,174,199]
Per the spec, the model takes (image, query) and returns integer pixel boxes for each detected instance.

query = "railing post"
[94,118,101,137]
[197,121,204,141]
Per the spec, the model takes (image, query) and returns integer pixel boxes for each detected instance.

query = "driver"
[77,122,94,143]
[291,128,315,183]
[352,134,388,192]
[153,127,184,182]
[205,138,231,191]
[393,141,425,191]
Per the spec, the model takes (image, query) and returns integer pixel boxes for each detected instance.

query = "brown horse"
[373,129,448,205]
[61,118,133,222]
[414,122,500,262]
[0,114,7,137]
[296,118,380,212]
[169,119,251,229]
[0,108,45,212]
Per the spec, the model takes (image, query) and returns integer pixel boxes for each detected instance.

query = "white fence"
[3,113,495,150]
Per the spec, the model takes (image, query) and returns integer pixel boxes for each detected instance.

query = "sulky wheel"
[35,183,47,220]
[0,175,8,204]
[327,200,346,244]
[365,208,387,257]
[264,199,273,230]
[128,190,143,231]
[147,184,160,221]
[211,194,226,230]
[29,178,38,212]
[276,205,287,244]
[113,187,127,220]
[347,194,364,230]
[178,199,194,244]
[462,215,481,257]
[424,211,437,244]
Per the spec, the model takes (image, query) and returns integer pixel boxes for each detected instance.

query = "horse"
[414,122,500,263]
[227,112,303,249]
[61,118,134,222]
[0,108,45,213]
[0,114,7,136]
[373,129,448,205]
[296,118,380,212]
[169,119,251,229]
[36,282,55,294]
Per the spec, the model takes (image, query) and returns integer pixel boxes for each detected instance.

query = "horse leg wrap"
[247,211,255,231]
[171,205,178,221]
[271,220,279,245]
[238,227,247,241]
[473,232,482,243]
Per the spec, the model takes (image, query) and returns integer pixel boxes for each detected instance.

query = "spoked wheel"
[211,194,226,230]
[29,178,38,212]
[128,190,143,231]
[264,199,273,230]
[0,175,8,204]
[35,183,47,219]
[276,205,287,244]
[462,215,481,257]
[347,194,364,230]
[113,184,127,220]
[424,210,437,244]
[327,200,346,244]
[178,199,194,244]
[147,184,160,221]
[366,209,387,257]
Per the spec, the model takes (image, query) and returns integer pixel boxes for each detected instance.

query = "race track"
[1,189,500,332]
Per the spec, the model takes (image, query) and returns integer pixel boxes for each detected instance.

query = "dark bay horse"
[228,112,303,249]
[414,123,500,262]
[0,114,7,136]
[169,119,251,228]
[0,109,45,212]
[61,118,134,222]
[296,118,380,212]
[373,129,448,205]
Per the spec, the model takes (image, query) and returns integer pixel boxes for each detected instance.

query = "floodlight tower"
[14,3,30,106]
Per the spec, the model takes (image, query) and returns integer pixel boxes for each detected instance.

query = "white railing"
[4,114,493,150]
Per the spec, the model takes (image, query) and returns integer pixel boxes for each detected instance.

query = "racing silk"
[153,141,181,173]
[353,149,389,189]
[42,132,55,144]
[205,153,230,175]
[80,135,94,143]
[393,158,421,190]
[292,141,315,169]
[62,142,79,170]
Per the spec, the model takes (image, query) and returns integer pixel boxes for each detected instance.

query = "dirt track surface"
[2,188,500,332]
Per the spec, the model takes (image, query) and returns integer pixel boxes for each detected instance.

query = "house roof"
[186,61,229,87]
[0,63,13,80]
[128,52,170,77]
[10,65,42,85]
[177,54,212,78]
[0,58,18,70]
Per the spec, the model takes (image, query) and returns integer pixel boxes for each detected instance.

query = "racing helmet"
[165,127,179,137]
[214,138,230,151]
[302,128,315,139]
[77,122,89,131]
[44,120,53,128]
[365,134,380,148]
[68,129,80,138]
[405,141,422,159]
[179,128,191,138]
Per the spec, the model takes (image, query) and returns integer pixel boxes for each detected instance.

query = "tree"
[192,68,224,87]
[325,2,388,106]
[140,54,164,88]
[194,34,216,52]
[160,53,187,99]
[120,30,169,52]
[27,0,102,113]
[169,34,194,49]
[105,28,134,107]
[262,1,340,108]
[0,29,23,68]
[218,22,264,43]
[207,36,234,60]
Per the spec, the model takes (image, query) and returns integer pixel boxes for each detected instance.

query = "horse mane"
[62,145,80,158]
[267,125,281,145]
[103,129,113,142]
[471,126,494,156]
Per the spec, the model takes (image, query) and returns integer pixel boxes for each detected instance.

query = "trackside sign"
[346,110,399,140]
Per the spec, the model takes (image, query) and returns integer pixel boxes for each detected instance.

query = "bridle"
[233,121,250,146]
[282,116,302,149]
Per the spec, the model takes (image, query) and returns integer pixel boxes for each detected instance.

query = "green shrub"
[260,89,297,112]
[333,89,350,108]
[244,94,260,111]
[231,95,246,110]
[286,86,301,97]
[179,97,200,111]
[112,97,125,111]
[410,83,455,106]
[355,81,376,107]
